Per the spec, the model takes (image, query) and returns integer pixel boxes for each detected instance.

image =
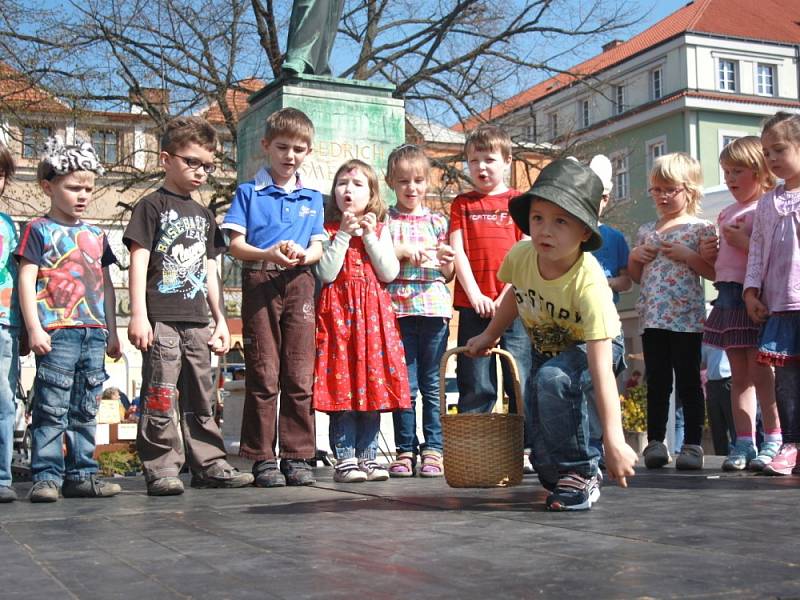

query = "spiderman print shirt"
[15,216,115,331]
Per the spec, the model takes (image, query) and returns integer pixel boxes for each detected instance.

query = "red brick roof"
[203,79,265,124]
[456,0,800,131]
[0,62,68,114]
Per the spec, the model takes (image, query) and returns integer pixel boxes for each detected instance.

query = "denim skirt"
[758,311,800,366]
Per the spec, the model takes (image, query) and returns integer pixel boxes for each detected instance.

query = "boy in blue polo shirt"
[222,107,325,487]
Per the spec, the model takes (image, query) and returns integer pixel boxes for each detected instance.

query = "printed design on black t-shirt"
[516,286,583,355]
[155,209,209,300]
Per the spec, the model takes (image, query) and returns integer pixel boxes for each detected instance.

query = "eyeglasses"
[170,153,216,174]
[648,186,684,198]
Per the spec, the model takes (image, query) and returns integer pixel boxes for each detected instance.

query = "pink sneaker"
[762,444,797,476]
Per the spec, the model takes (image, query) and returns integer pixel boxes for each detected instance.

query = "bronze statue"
[282,0,345,77]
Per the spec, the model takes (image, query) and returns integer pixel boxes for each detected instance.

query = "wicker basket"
[440,346,524,488]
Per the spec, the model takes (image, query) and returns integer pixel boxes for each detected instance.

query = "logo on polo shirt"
[298,206,318,218]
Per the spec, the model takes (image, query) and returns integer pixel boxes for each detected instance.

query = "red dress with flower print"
[313,222,411,412]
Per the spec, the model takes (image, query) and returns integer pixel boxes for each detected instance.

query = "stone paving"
[1,456,799,599]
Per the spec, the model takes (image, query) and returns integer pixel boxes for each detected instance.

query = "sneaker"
[29,480,60,503]
[643,440,671,469]
[523,450,535,475]
[749,441,782,472]
[191,463,254,489]
[545,472,599,511]
[589,470,602,504]
[0,485,17,503]
[675,444,704,470]
[333,458,367,483]
[147,476,185,496]
[280,459,316,486]
[62,475,121,498]
[762,444,797,476]
[358,459,389,481]
[722,440,757,472]
[253,460,286,488]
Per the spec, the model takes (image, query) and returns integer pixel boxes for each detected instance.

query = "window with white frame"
[611,153,629,200]
[651,68,663,100]
[22,125,51,159]
[549,112,558,139]
[91,130,118,164]
[756,64,775,96]
[614,85,625,115]
[580,99,590,128]
[718,59,737,92]
[646,137,667,171]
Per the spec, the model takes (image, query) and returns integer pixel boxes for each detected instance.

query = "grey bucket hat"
[508,158,604,251]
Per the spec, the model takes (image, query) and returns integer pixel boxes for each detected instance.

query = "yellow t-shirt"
[498,241,621,356]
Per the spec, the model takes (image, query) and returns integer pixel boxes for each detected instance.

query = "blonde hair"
[264,107,314,146]
[720,136,776,193]
[464,124,512,161]
[650,152,703,215]
[385,144,430,185]
[326,159,387,223]
[762,111,800,145]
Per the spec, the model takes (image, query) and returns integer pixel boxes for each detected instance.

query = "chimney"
[129,87,170,114]
[602,39,624,52]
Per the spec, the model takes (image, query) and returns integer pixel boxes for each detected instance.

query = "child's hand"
[208,321,230,356]
[465,332,499,357]
[470,293,495,318]
[106,331,122,360]
[631,244,658,264]
[603,439,638,488]
[744,289,769,324]
[436,242,455,265]
[128,314,154,351]
[396,242,430,266]
[28,327,51,356]
[699,234,719,263]
[281,241,307,264]
[721,218,749,251]
[266,240,301,269]
[660,241,693,263]
[340,211,361,235]
[360,212,377,236]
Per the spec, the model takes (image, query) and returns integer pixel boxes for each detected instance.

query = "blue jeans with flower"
[529,336,625,487]
[456,309,532,444]
[0,325,19,487]
[393,316,449,454]
[31,328,108,483]
[330,410,381,461]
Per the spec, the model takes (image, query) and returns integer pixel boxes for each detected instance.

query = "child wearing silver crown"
[15,136,123,502]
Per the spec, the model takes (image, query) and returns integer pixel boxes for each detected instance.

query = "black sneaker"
[29,480,60,503]
[147,476,185,496]
[0,485,17,503]
[280,459,316,486]
[191,463,254,488]
[545,472,598,511]
[62,475,122,498]
[253,460,286,488]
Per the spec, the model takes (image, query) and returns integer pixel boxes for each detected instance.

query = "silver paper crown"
[42,136,106,177]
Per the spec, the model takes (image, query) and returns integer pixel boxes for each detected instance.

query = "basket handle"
[439,346,524,418]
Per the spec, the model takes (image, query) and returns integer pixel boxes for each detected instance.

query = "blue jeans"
[31,328,108,483]
[456,308,532,445]
[393,316,449,454]
[0,325,19,487]
[529,337,625,485]
[330,411,381,460]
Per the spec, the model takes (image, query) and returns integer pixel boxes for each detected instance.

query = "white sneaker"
[334,459,367,483]
[359,459,389,481]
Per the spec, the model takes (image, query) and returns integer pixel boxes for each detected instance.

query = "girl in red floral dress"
[313,159,410,483]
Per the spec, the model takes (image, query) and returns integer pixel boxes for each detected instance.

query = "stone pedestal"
[237,75,405,198]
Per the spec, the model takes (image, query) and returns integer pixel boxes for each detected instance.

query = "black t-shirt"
[123,188,226,323]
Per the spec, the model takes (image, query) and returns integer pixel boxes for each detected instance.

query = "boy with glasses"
[124,116,253,496]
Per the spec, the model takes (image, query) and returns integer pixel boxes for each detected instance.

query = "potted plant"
[621,384,647,455]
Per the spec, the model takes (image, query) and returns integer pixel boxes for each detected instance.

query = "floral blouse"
[635,217,715,333]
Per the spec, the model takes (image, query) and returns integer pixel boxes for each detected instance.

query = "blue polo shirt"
[222,167,325,248]
[592,223,630,304]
